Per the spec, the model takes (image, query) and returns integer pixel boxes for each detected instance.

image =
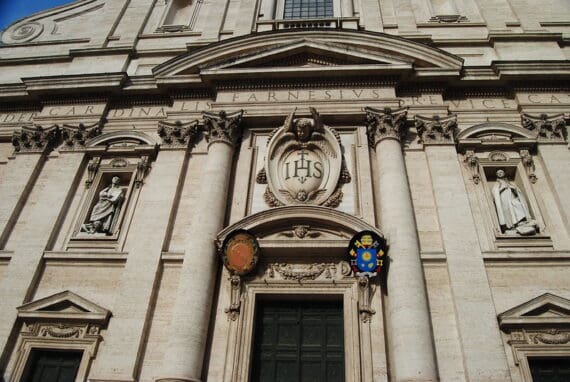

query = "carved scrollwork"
[6,22,44,43]
[415,114,458,144]
[135,156,150,188]
[365,106,408,146]
[86,157,101,188]
[157,120,200,149]
[12,125,60,153]
[521,113,567,141]
[358,276,376,323]
[256,167,268,184]
[202,110,244,147]
[225,275,242,321]
[464,150,481,184]
[520,149,537,183]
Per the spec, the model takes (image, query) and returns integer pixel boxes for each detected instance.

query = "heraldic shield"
[347,231,386,277]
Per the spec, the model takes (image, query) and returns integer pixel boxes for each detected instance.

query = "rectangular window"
[21,350,82,382]
[283,0,333,19]
[529,358,570,382]
[251,300,344,382]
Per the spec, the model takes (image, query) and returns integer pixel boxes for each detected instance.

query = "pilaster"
[421,114,511,382]
[0,150,84,371]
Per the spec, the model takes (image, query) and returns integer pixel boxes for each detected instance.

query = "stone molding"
[202,110,244,148]
[365,106,408,146]
[415,114,457,144]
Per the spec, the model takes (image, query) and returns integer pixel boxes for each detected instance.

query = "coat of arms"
[257,107,350,207]
[347,231,386,277]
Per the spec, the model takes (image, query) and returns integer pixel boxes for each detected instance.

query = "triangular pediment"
[154,30,463,83]
[18,290,111,323]
[498,293,570,329]
[1,0,105,45]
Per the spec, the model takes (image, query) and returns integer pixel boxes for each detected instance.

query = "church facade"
[1,0,570,381]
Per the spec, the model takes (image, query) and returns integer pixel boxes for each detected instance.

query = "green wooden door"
[251,300,344,382]
[22,350,82,382]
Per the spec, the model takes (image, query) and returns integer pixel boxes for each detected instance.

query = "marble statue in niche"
[81,176,125,235]
[492,169,538,236]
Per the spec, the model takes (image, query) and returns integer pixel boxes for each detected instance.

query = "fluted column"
[365,107,438,382]
[157,110,243,382]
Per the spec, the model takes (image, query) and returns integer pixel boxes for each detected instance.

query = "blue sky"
[0,0,74,31]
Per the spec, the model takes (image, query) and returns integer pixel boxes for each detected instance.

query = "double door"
[251,300,344,382]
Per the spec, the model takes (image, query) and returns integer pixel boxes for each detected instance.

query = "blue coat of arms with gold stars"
[347,231,386,277]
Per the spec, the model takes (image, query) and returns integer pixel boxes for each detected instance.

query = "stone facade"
[1,0,570,381]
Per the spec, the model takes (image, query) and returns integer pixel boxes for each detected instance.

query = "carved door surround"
[7,291,111,382]
[215,206,386,382]
[498,293,570,382]
[457,122,558,249]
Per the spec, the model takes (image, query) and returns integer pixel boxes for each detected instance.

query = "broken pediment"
[499,293,570,329]
[153,30,463,83]
[18,290,111,323]
[1,0,105,45]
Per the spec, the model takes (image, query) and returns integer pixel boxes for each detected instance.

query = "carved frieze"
[202,110,244,147]
[265,262,338,281]
[365,106,408,146]
[12,124,59,153]
[415,114,457,144]
[258,108,350,207]
[521,113,567,141]
[157,120,200,149]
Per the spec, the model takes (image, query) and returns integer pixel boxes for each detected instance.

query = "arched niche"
[218,206,382,260]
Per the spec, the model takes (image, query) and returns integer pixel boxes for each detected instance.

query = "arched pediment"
[457,122,537,149]
[154,30,463,83]
[86,130,157,148]
[458,122,536,141]
[218,206,382,257]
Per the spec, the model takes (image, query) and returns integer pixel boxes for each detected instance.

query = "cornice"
[21,73,127,95]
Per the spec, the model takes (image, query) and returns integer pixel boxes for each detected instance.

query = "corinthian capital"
[202,110,244,148]
[12,124,60,153]
[521,113,567,141]
[415,114,457,144]
[61,121,103,149]
[365,107,408,147]
[158,119,199,149]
